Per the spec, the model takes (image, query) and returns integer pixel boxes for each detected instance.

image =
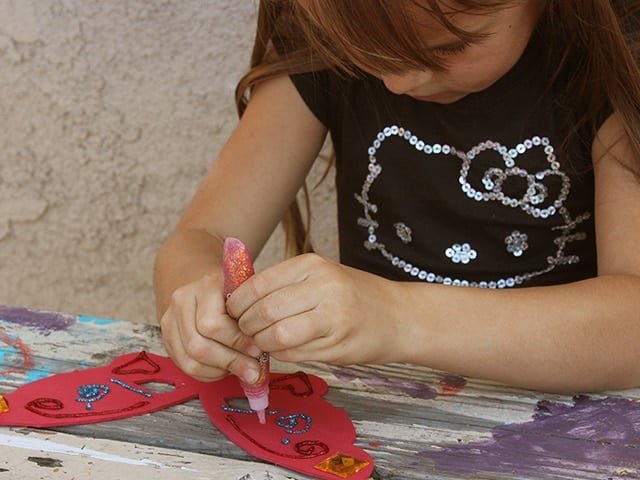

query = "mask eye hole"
[224,397,252,411]
[138,381,175,394]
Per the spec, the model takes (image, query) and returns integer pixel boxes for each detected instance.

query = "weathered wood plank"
[1,428,314,480]
[2,306,640,480]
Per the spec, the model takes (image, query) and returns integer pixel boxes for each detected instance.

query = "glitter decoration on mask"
[76,384,110,410]
[277,413,312,435]
[314,452,371,478]
[110,378,153,398]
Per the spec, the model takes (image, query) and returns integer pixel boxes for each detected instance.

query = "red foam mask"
[0,351,373,479]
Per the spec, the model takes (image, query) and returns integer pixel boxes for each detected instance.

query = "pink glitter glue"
[223,237,270,424]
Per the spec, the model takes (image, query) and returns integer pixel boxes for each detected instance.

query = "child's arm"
[225,113,640,393]
[153,73,327,382]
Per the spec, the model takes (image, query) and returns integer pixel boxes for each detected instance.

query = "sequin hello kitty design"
[355,125,591,288]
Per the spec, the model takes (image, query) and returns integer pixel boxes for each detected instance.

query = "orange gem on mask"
[0,395,9,414]
[314,452,370,478]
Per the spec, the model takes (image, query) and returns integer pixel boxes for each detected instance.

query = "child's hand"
[159,273,262,384]
[226,254,403,366]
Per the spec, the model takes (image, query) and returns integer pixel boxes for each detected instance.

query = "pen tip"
[257,409,266,424]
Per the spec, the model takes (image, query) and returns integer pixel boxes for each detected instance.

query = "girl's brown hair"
[235,0,640,257]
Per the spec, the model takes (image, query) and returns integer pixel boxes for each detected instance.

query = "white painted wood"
[0,428,311,479]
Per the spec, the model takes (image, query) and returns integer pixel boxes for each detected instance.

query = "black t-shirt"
[290,32,602,288]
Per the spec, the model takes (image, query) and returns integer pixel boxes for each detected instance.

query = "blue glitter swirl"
[76,384,110,410]
[276,413,312,434]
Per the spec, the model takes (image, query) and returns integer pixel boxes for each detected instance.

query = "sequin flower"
[505,230,529,257]
[394,222,412,244]
[445,243,477,264]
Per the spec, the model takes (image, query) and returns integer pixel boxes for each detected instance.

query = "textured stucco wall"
[0,0,337,323]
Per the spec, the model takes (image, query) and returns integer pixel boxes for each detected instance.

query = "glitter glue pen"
[222,237,270,424]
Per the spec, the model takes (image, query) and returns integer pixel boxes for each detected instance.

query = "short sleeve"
[289,70,333,127]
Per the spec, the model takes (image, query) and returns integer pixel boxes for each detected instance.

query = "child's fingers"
[252,311,323,354]
[160,305,225,382]
[160,280,262,383]
[237,280,319,337]
[163,305,260,383]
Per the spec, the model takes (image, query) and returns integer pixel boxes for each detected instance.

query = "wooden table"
[1,305,640,480]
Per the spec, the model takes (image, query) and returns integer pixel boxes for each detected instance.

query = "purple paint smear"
[419,396,640,479]
[334,368,438,400]
[0,306,76,335]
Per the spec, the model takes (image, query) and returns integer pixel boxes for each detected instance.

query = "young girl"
[153,1,640,393]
